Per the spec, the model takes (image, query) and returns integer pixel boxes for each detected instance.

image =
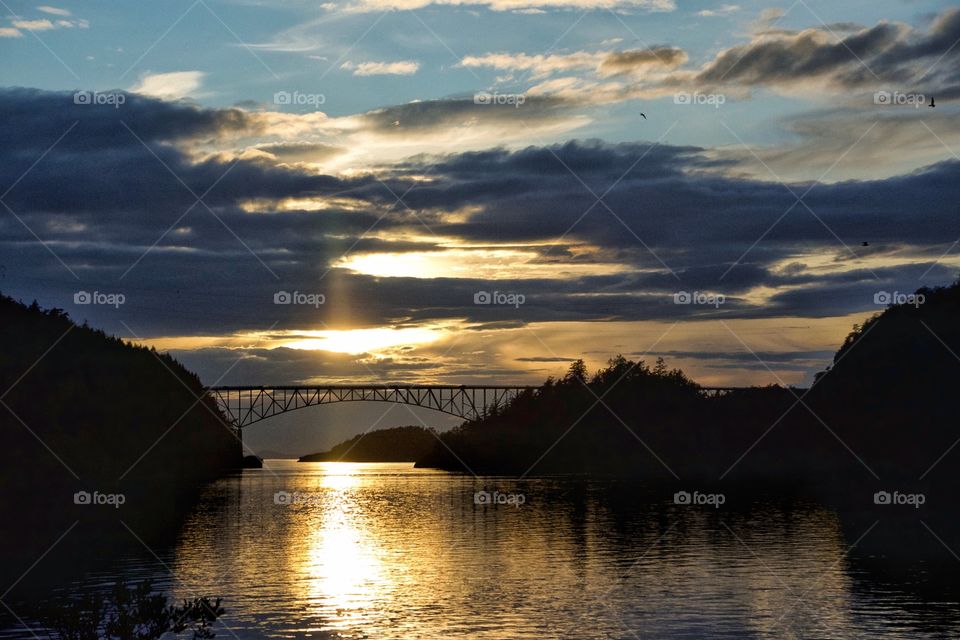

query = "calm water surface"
[5,461,959,639]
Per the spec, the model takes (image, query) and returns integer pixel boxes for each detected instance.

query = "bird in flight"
[640,113,647,119]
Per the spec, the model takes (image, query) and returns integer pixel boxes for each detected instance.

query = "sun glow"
[337,248,630,279]
[134,325,448,355]
[238,197,367,213]
[280,327,440,354]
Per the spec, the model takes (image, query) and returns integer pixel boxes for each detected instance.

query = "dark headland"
[0,294,242,587]
[415,280,960,493]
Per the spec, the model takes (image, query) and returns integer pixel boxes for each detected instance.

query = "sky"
[1,0,958,454]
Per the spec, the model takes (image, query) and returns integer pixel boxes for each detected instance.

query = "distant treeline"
[0,294,241,584]
[299,425,437,462]
[417,281,960,486]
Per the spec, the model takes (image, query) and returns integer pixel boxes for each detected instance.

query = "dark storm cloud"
[0,89,349,219]
[2,88,958,339]
[0,88,425,280]
[697,22,904,85]
[0,87,256,148]
[692,8,960,94]
[391,140,960,257]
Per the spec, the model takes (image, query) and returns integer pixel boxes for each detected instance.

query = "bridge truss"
[207,385,539,430]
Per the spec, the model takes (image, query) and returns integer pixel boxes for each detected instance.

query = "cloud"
[597,47,687,76]
[696,4,739,17]
[2,87,959,357]
[461,51,604,76]
[716,109,960,182]
[689,7,960,96]
[11,18,55,31]
[454,8,960,113]
[166,92,589,170]
[323,95,590,165]
[341,60,420,76]
[7,12,87,32]
[54,18,88,28]
[253,142,346,164]
[0,27,21,37]
[36,5,71,16]
[129,71,206,101]
[460,47,686,79]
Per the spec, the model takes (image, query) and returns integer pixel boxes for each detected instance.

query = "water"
[4,461,959,639]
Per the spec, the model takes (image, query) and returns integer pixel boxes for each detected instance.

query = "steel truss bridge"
[208,385,540,430]
[207,384,744,432]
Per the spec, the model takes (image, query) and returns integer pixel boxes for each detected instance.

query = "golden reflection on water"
[304,464,383,632]
[163,462,960,639]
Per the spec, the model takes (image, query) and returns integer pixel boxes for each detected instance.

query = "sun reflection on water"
[156,461,960,640]
[302,463,384,633]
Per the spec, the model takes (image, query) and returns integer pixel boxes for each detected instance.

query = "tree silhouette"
[565,359,588,384]
[44,580,224,640]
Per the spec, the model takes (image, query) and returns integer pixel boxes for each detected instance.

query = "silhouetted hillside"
[299,426,438,462]
[805,281,960,482]
[417,280,960,484]
[0,294,241,585]
[415,356,768,476]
